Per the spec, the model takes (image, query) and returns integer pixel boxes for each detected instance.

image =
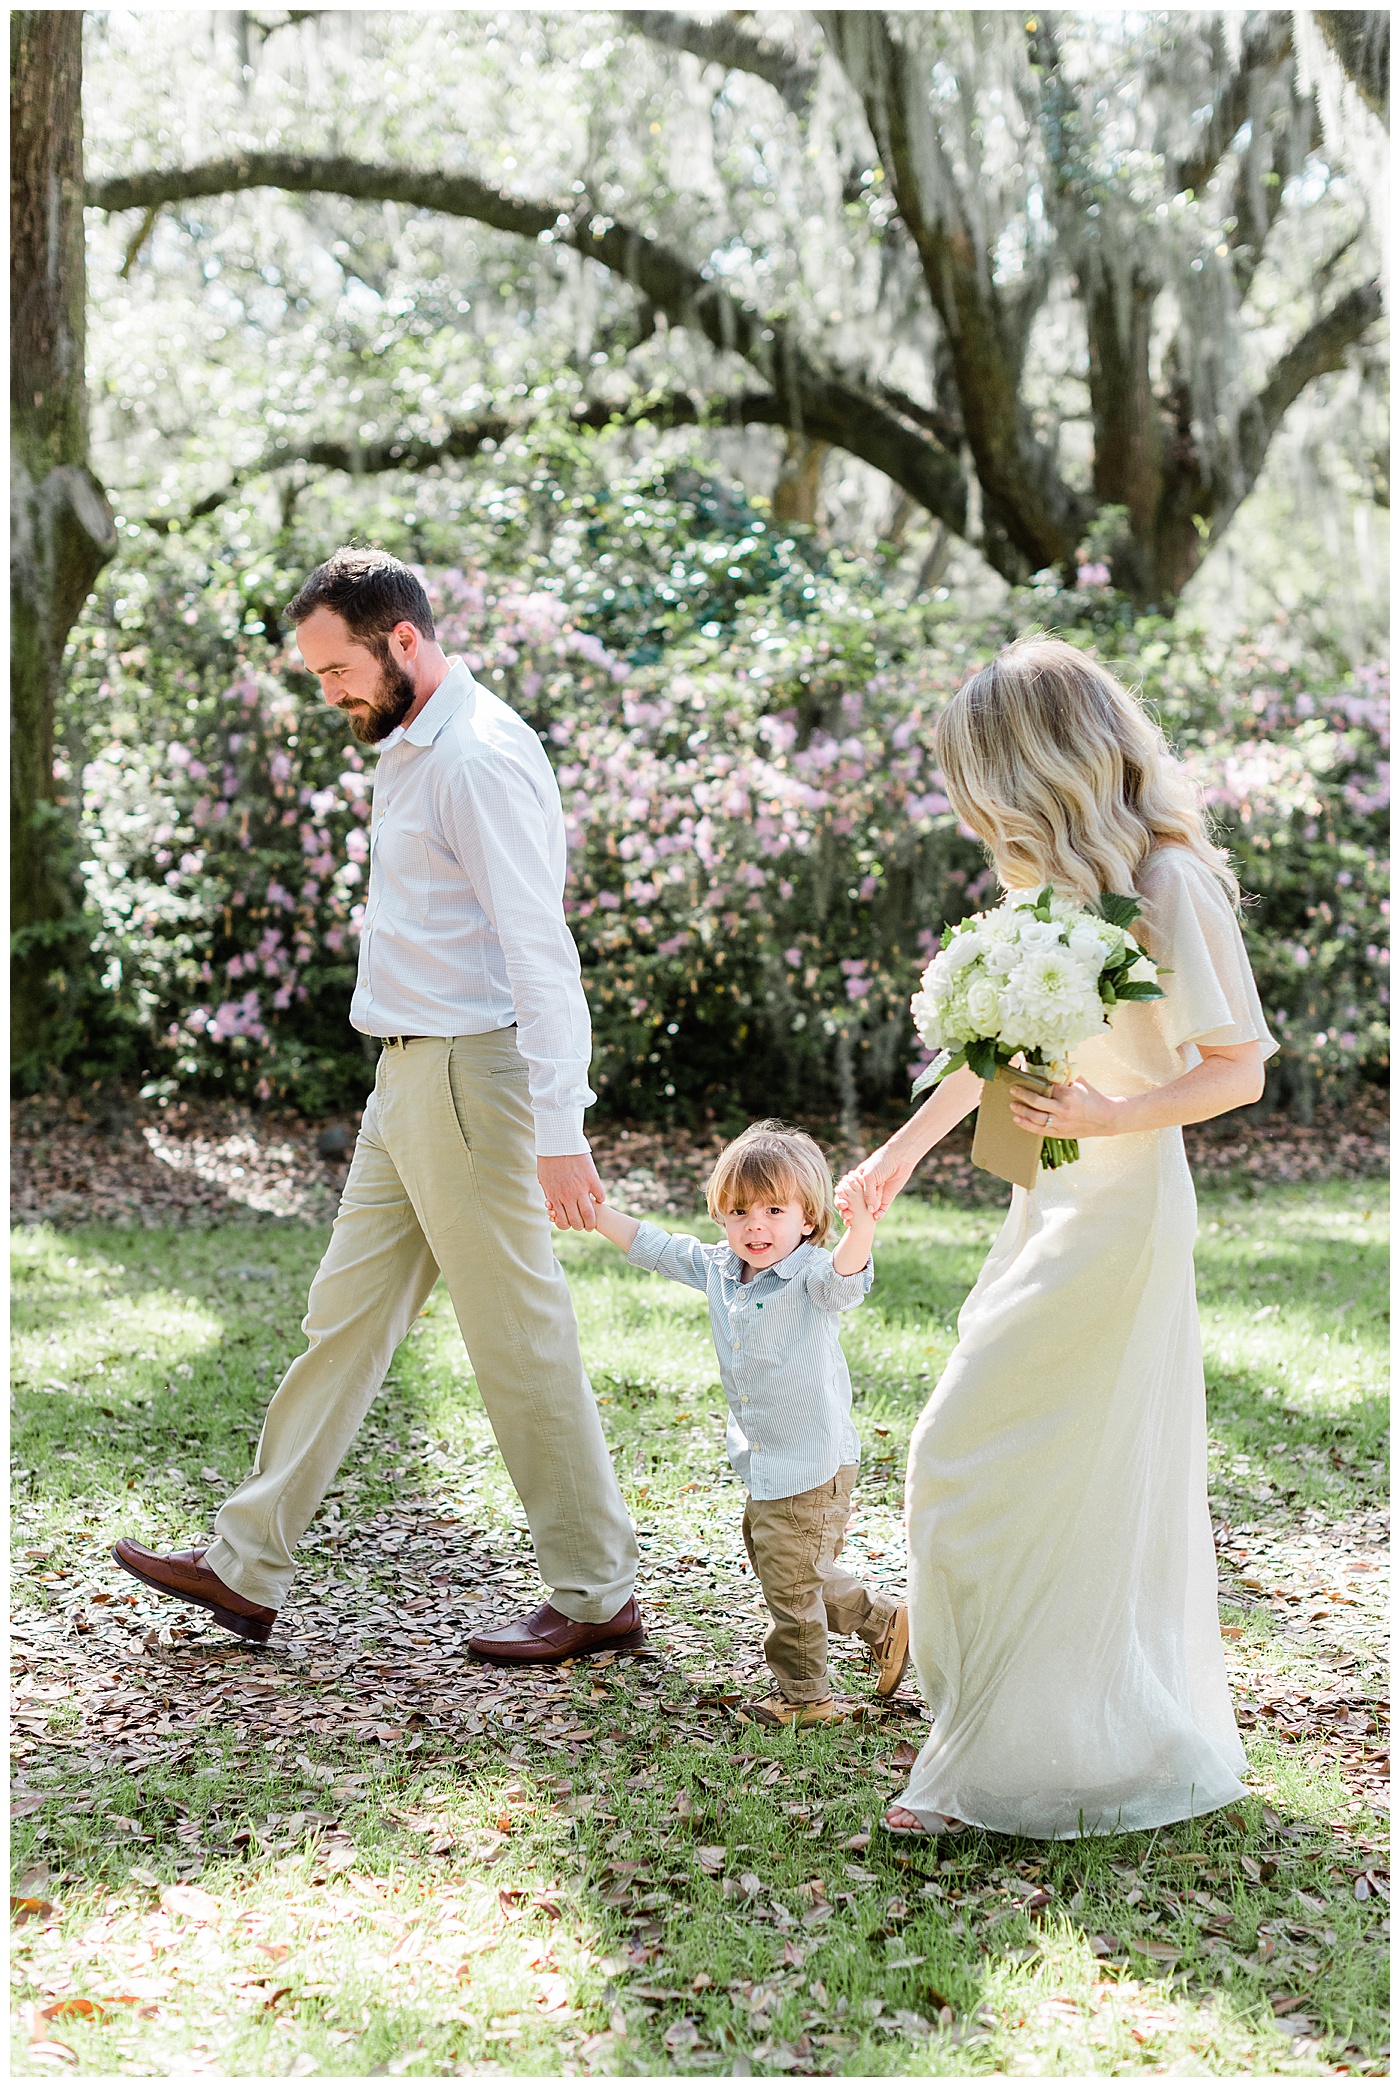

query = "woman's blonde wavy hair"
[934,636,1239,911]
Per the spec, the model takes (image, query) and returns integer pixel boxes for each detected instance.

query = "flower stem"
[1040,1137,1080,1170]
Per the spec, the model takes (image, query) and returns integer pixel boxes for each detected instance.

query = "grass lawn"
[10,1179,1389,2077]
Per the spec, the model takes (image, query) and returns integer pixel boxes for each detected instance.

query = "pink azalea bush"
[66,549,1388,1125]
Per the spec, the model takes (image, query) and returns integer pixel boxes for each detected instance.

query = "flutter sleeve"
[1138,848,1278,1070]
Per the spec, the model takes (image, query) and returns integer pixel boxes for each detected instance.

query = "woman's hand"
[1010,1042,1263,1140]
[836,1144,918,1221]
[1008,1076,1123,1140]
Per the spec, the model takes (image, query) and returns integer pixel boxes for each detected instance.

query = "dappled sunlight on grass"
[10,1181,1389,2075]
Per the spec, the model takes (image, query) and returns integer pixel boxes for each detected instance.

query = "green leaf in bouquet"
[1113,979,1167,1002]
[1096,890,1144,929]
[911,1046,963,1097]
[964,1036,1000,1082]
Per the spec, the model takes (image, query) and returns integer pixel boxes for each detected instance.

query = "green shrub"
[59,473,1388,1124]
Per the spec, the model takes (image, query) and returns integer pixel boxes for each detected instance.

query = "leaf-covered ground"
[10,1179,1389,2076]
[10,1082,1390,1232]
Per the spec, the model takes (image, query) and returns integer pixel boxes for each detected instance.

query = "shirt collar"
[721,1238,816,1285]
[378,658,474,752]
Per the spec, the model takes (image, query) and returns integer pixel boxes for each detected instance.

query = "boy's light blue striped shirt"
[624,1221,873,1500]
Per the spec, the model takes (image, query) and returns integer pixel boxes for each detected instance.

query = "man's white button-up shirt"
[350,659,595,1155]
[623,1223,872,1499]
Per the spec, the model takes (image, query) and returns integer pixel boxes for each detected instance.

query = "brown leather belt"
[380,1034,427,1049]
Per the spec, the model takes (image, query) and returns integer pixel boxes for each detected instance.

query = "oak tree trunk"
[11,10,116,1077]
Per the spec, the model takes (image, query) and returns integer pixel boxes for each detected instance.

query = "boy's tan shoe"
[749,1694,847,1729]
[870,1604,910,1697]
[111,1540,277,1644]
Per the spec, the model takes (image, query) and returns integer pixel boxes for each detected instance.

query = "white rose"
[1014,917,1066,951]
[965,976,1003,1034]
[942,932,985,974]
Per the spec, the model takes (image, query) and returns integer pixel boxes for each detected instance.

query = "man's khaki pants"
[205,1033,637,1621]
[742,1464,897,1703]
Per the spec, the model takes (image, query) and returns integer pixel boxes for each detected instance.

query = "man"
[114,548,641,1661]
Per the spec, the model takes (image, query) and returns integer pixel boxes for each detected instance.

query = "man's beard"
[343,651,417,745]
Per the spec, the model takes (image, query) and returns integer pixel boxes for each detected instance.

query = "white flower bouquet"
[911,887,1165,1182]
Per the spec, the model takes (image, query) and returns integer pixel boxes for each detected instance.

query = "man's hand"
[538,1150,606,1231]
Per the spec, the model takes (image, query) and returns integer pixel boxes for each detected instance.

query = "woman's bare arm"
[837,1064,983,1219]
[1009,1042,1265,1140]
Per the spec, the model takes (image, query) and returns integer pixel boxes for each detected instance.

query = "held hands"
[538,1150,607,1231]
[1008,1075,1122,1141]
[830,1167,883,1275]
[835,1146,916,1223]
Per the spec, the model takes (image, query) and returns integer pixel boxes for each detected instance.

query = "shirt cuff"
[625,1220,672,1273]
[811,1256,875,1310]
[533,1106,588,1158]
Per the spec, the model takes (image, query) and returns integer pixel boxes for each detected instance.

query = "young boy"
[587,1119,909,1728]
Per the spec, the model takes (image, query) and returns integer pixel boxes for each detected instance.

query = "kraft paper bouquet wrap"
[910,887,1166,1189]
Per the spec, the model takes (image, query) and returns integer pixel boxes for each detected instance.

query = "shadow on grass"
[10,1689,1388,2076]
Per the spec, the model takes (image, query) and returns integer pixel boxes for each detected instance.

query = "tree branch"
[1228,279,1384,523]
[820,10,1080,579]
[138,390,812,532]
[1248,279,1385,456]
[87,152,969,535]
[1315,11,1389,125]
[1167,13,1297,199]
[874,379,963,455]
[615,9,818,110]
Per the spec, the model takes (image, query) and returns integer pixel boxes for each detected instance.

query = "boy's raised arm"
[591,1202,641,1253]
[830,1172,879,1278]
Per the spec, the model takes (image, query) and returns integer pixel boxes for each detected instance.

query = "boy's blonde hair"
[706,1120,836,1248]
[935,635,1239,909]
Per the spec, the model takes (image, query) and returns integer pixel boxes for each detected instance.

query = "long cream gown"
[900,848,1278,1838]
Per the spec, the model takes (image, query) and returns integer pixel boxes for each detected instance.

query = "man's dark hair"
[286,547,436,647]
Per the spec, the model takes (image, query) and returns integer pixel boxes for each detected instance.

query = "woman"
[840,637,1274,1839]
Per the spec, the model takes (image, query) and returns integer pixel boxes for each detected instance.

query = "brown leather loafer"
[111,1539,277,1645]
[468,1596,645,1664]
